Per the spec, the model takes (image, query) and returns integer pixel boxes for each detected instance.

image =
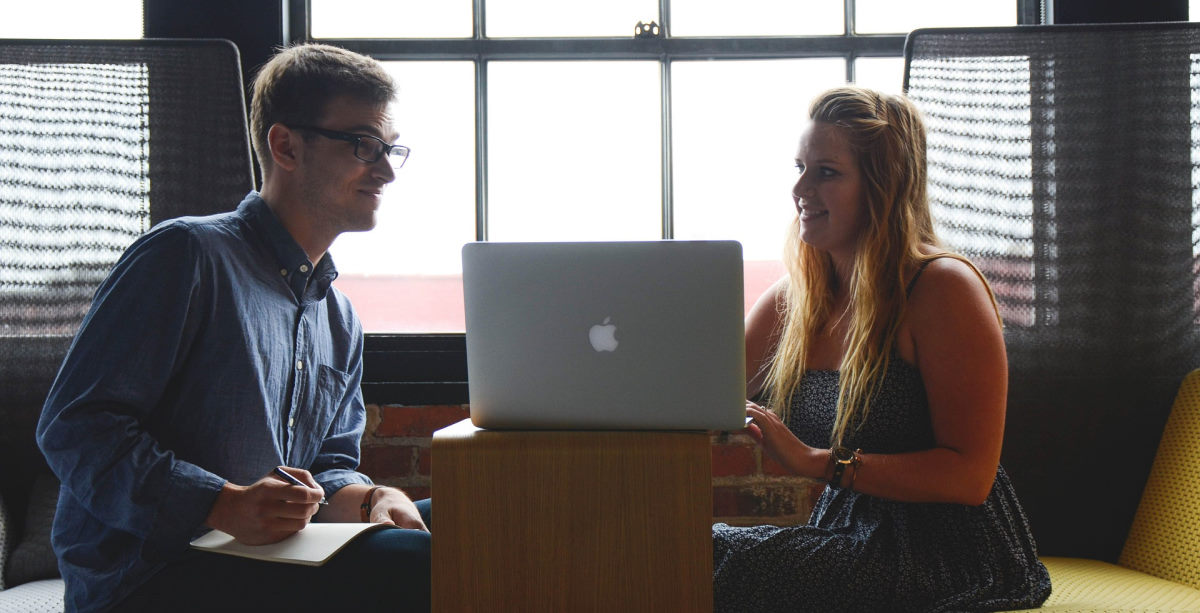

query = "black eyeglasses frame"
[288,124,410,168]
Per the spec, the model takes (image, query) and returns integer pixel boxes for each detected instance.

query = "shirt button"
[288,417,295,429]
[299,264,310,273]
[279,268,288,276]
[296,360,304,370]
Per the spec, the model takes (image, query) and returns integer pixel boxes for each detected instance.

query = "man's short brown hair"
[249,43,396,175]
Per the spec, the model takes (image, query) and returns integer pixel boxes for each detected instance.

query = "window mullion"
[475,59,489,242]
[661,59,673,239]
[474,0,487,241]
[661,0,672,240]
[475,0,486,38]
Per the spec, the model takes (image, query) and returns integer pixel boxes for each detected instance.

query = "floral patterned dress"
[712,360,1051,612]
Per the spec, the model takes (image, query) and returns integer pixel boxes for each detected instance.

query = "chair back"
[1119,369,1200,589]
[903,23,1200,561]
[0,38,254,339]
[0,38,254,514]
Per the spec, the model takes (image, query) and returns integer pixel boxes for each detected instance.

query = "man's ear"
[267,123,301,172]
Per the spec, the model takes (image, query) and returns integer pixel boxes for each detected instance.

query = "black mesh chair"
[0,39,254,605]
[903,23,1200,564]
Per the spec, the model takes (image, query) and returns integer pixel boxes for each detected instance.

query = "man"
[37,44,430,612]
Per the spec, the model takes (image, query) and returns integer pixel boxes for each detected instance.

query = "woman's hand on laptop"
[745,401,824,479]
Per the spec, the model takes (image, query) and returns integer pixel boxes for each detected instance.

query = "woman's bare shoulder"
[907,254,999,330]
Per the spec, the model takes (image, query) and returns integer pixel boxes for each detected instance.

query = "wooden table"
[431,419,713,612]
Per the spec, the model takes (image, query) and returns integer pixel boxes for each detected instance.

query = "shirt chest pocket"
[288,363,353,466]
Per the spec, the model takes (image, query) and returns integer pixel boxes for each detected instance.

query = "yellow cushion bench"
[1005,369,1200,612]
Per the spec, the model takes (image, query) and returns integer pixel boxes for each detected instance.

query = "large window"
[0,1,143,38]
[313,1,1018,333]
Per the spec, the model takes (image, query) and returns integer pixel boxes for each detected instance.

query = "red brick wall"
[710,431,825,526]
[360,404,470,502]
[362,404,823,527]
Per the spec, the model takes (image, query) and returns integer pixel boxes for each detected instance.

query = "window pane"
[672,59,846,309]
[672,0,842,36]
[488,61,662,241]
[854,57,905,95]
[487,0,658,37]
[329,62,476,333]
[311,0,472,38]
[1,0,142,38]
[856,0,1014,34]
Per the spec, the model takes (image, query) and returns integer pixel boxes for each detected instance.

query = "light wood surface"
[432,419,713,613]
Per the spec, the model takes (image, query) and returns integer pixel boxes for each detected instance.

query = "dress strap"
[905,255,951,296]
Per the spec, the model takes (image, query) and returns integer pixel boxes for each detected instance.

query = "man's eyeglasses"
[289,125,410,169]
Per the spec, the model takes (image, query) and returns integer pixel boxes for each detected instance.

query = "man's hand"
[368,487,428,532]
[204,467,325,545]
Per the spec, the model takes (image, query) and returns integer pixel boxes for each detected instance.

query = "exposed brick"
[712,487,741,518]
[376,405,469,438]
[358,444,416,479]
[712,485,802,518]
[711,431,756,446]
[416,446,432,476]
[402,486,431,501]
[711,442,757,477]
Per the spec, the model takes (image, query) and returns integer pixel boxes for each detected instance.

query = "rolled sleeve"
[143,461,226,559]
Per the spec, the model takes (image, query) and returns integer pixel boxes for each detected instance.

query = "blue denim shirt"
[37,192,372,613]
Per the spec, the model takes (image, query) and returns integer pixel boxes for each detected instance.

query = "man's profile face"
[295,94,399,236]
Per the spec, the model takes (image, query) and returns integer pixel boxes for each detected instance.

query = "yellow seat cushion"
[1002,556,1200,612]
[1002,372,1200,612]
[1118,370,1200,589]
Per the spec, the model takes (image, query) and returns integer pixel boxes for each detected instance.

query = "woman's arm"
[746,258,1007,506]
[845,257,1008,505]
[745,276,788,400]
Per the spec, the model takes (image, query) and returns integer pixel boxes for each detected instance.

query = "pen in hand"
[273,466,328,505]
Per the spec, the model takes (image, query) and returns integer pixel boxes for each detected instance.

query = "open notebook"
[190,523,398,566]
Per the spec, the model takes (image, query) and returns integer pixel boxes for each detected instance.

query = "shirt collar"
[236,191,339,302]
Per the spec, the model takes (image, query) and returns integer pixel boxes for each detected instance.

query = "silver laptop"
[462,240,746,431]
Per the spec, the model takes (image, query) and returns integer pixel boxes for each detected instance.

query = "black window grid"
[291,0,1033,402]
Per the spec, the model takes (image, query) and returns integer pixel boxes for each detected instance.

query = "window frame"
[294,0,1037,404]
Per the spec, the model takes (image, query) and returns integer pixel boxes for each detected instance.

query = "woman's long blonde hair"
[763,86,969,447]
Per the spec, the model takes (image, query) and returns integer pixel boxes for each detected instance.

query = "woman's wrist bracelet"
[828,448,846,485]
[829,447,863,488]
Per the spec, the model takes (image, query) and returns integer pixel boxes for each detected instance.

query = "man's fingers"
[262,472,325,505]
[283,467,320,489]
[278,485,325,505]
[270,500,321,520]
[253,481,322,520]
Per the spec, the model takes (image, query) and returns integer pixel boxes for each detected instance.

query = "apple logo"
[588,316,619,352]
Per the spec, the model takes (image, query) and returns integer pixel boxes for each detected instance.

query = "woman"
[712,87,1050,612]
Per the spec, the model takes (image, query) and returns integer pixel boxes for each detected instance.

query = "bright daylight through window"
[4,0,1016,334]
[315,0,1017,333]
